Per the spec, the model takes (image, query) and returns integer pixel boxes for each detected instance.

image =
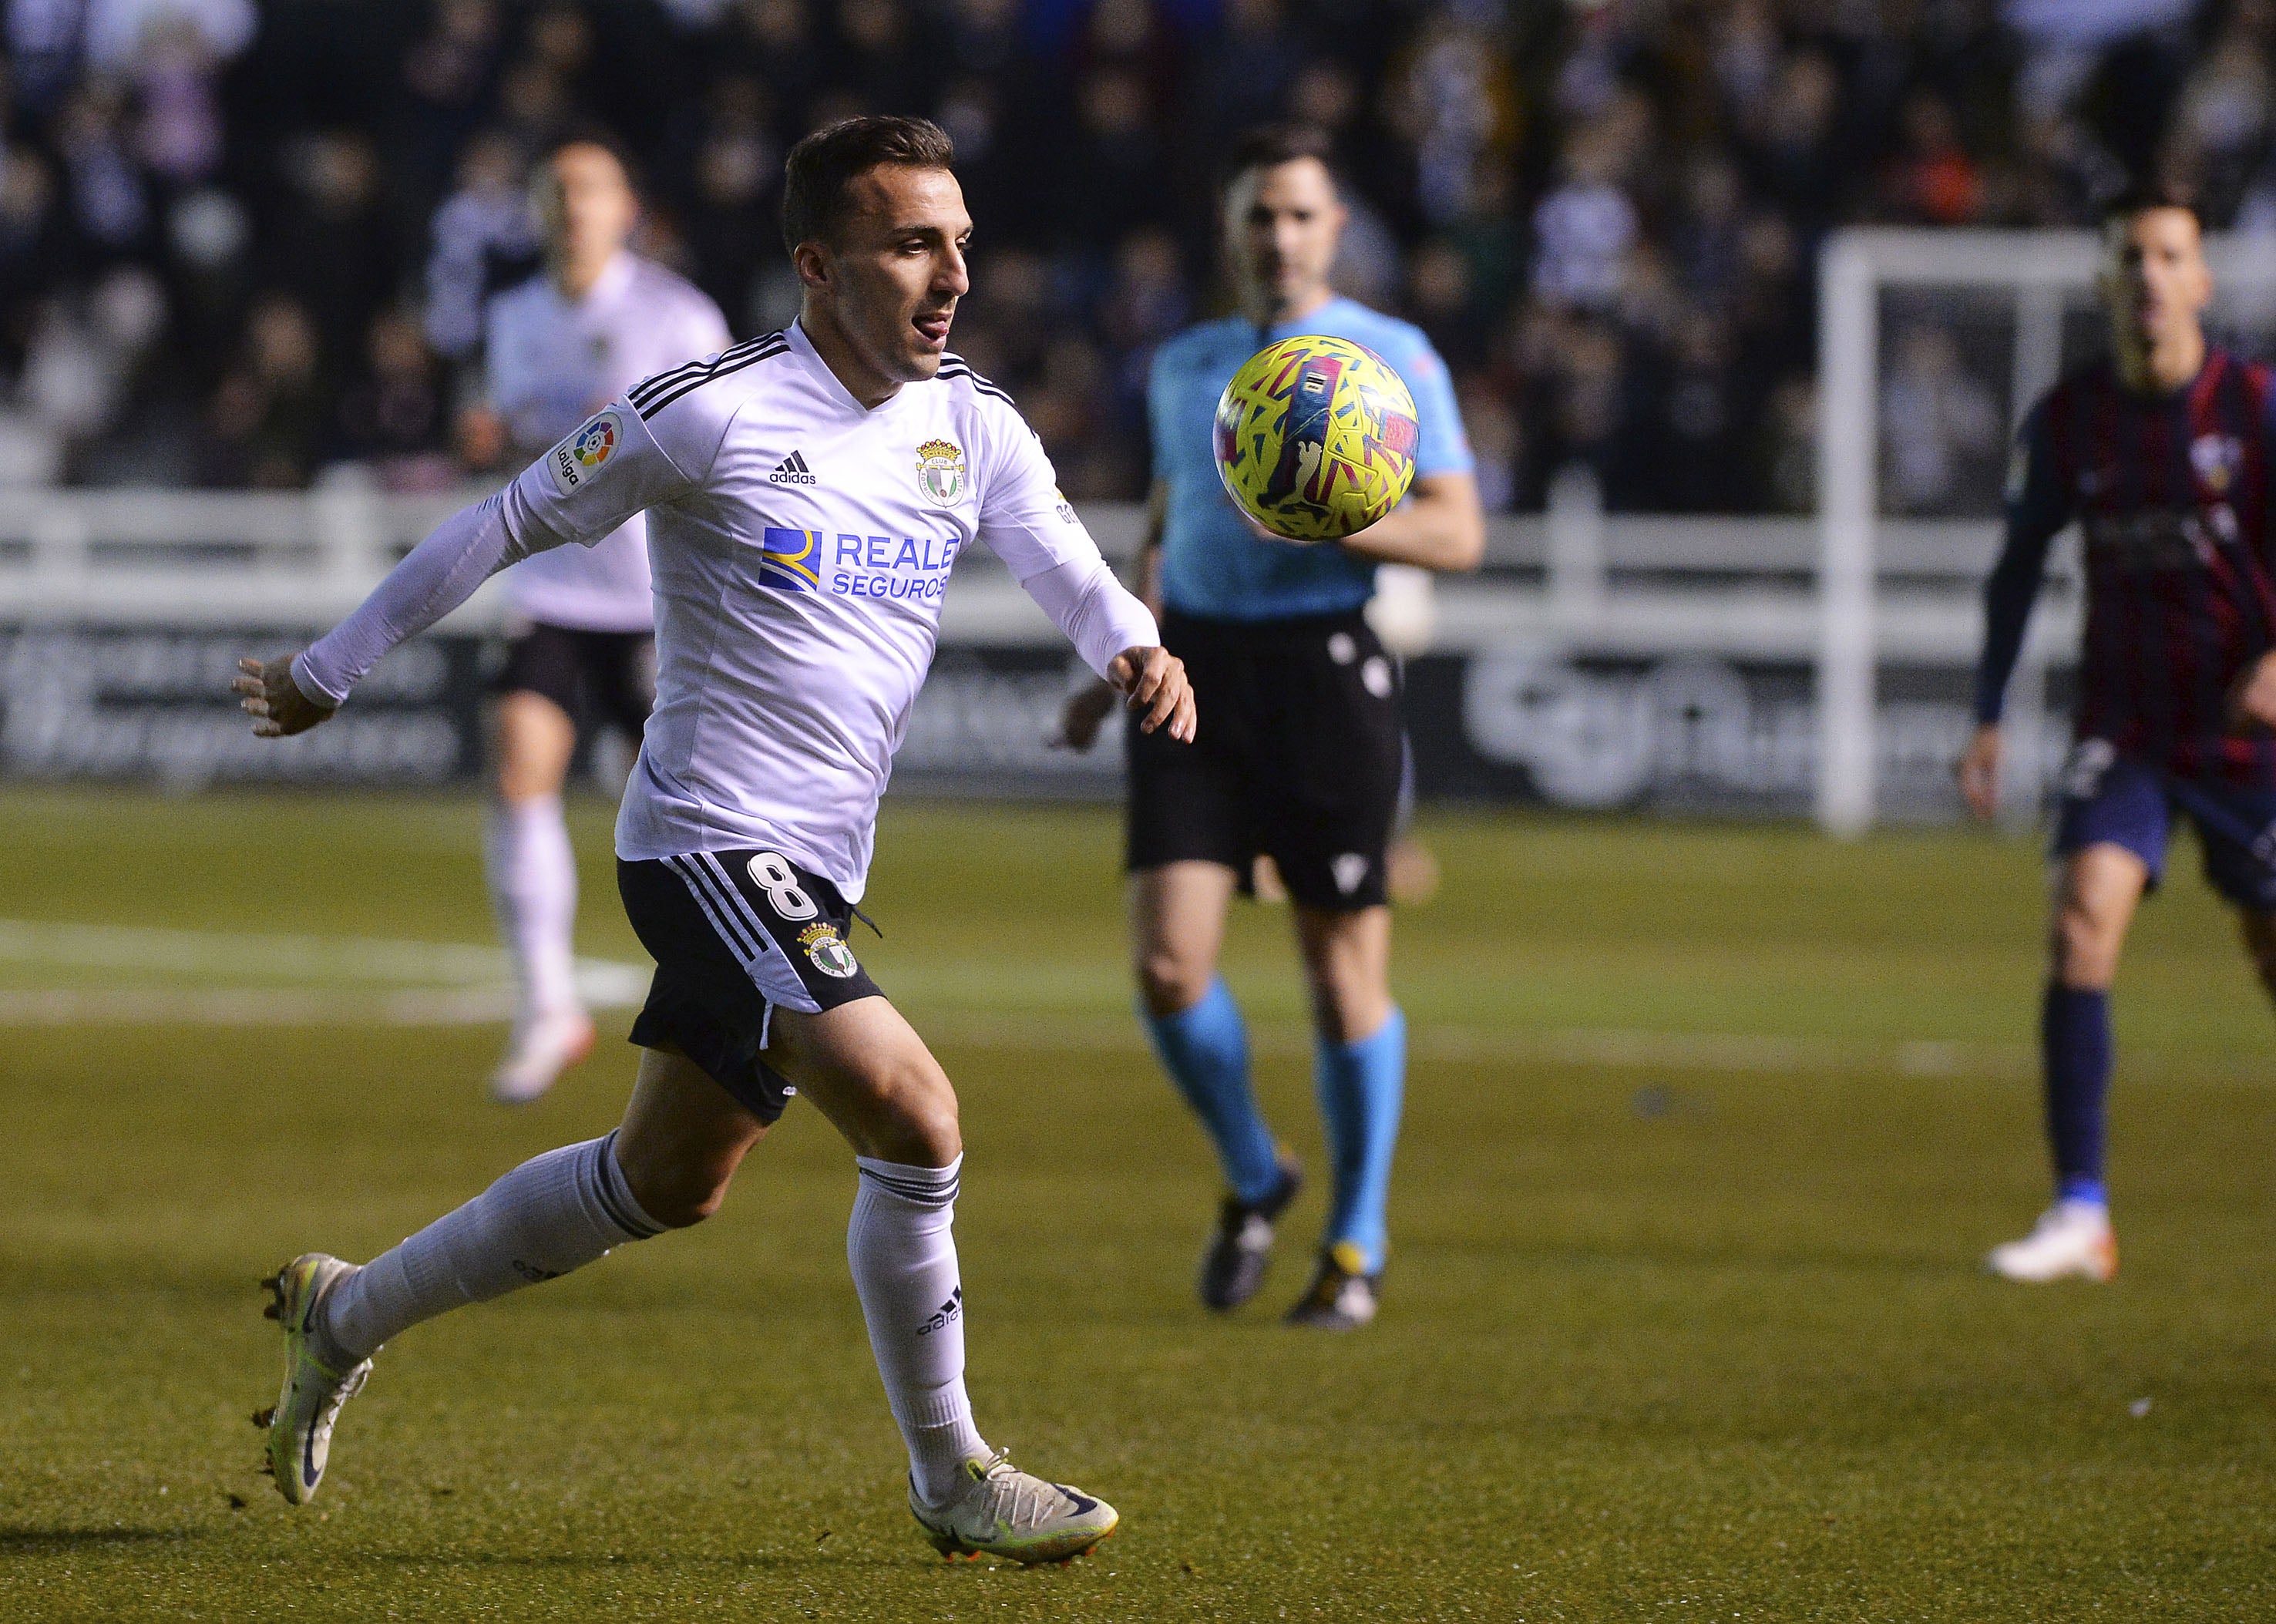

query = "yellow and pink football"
[1213,335,1420,543]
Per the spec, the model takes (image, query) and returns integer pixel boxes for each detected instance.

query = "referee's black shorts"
[1126,608,1404,912]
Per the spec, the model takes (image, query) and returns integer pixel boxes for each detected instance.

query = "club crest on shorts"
[916,438,966,503]
[798,922,860,978]
[550,409,622,496]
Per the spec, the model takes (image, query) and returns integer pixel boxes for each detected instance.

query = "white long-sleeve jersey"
[296,319,1158,900]
[482,253,730,631]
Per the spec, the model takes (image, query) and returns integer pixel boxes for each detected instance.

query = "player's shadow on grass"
[0,1526,192,1552]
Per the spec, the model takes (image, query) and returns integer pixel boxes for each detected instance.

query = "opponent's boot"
[909,1451,1119,1565]
[257,1254,372,1505]
[489,1007,595,1104]
[1284,1241,1380,1330]
[1199,1157,1303,1311]
[1985,1200,2118,1283]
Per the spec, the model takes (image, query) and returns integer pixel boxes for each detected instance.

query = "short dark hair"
[2103,184,2200,230]
[781,116,956,254]
[1219,122,1336,197]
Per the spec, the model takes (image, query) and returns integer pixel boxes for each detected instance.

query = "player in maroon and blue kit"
[1963,191,2276,1281]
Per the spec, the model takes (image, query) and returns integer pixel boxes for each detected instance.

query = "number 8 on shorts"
[748,852,819,920]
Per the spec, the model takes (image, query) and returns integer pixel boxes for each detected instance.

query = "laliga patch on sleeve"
[549,409,624,497]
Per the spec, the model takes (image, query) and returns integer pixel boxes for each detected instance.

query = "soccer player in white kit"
[232,117,1192,1564]
[476,137,731,1103]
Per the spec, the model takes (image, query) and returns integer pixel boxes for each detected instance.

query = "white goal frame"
[1814,227,2276,834]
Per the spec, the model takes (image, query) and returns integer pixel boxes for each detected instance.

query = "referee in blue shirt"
[1062,123,1484,1327]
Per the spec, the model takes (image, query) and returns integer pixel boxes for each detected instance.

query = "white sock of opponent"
[317,1131,663,1367]
[485,794,581,1023]
[848,1155,989,1504]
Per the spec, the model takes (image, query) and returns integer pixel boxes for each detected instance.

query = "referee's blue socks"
[1316,1007,1406,1275]
[1142,977,1282,1205]
[2043,983,2111,1208]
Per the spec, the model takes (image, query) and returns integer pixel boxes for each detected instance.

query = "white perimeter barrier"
[0,475,2065,819]
[0,478,2022,645]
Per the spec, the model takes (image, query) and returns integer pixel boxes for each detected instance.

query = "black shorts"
[493,621,654,738]
[1127,608,1404,911]
[617,849,883,1124]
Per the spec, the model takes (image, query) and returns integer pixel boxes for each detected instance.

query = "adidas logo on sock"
[916,1285,963,1337]
[769,449,816,486]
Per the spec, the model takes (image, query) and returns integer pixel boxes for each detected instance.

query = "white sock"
[318,1131,662,1366]
[485,795,581,1024]
[848,1155,989,1505]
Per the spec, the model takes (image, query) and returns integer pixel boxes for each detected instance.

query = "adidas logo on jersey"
[769,450,816,486]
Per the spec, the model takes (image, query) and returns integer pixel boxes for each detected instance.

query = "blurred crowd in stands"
[0,0,2270,513]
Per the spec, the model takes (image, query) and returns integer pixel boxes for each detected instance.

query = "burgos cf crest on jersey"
[916,438,966,503]
[548,409,622,496]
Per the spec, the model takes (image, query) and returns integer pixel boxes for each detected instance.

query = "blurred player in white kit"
[472,136,731,1101]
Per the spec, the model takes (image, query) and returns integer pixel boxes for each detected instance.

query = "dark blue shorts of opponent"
[2053,740,2276,910]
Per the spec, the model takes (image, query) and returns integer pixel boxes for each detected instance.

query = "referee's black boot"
[1198,1157,1303,1311]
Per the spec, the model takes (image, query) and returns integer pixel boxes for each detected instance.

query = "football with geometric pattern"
[1212,335,1420,543]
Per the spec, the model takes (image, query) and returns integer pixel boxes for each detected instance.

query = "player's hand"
[1106,646,1196,742]
[233,655,336,738]
[2230,650,2276,731]
[1051,678,1120,753]
[1957,723,2002,820]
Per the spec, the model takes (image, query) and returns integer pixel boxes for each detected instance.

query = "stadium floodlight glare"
[1814,227,2276,836]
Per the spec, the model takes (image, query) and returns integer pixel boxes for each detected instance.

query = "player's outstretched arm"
[987,412,1192,741]
[230,491,533,738]
[231,393,694,739]
[1054,487,1167,753]
[1968,402,2069,778]
[1023,551,1195,745]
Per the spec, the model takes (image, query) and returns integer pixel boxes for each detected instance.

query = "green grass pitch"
[2,786,2273,1620]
